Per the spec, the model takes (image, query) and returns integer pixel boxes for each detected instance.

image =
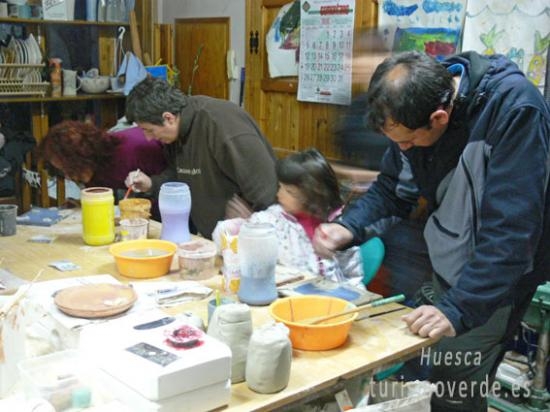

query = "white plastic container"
[178,239,218,280]
[18,350,94,410]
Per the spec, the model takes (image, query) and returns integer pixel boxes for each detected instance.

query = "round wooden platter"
[53,283,137,319]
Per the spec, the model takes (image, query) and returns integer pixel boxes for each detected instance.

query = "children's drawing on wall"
[462,0,549,94]
[378,0,467,59]
[266,0,301,77]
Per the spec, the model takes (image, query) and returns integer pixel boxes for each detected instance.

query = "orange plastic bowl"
[109,239,177,279]
[269,295,357,351]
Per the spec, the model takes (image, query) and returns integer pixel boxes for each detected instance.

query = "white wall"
[158,0,246,104]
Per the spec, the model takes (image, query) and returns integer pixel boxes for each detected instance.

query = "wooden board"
[174,17,229,98]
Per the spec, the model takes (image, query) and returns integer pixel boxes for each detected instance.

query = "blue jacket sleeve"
[338,144,419,244]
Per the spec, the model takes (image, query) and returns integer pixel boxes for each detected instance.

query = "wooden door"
[174,18,230,99]
[245,0,378,160]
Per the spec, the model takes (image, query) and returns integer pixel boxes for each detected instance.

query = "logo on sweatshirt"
[178,167,201,176]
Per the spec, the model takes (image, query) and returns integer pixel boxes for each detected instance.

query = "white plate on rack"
[20,39,29,65]
[0,51,5,78]
[18,39,30,79]
[13,39,24,79]
[26,33,41,64]
[4,40,16,79]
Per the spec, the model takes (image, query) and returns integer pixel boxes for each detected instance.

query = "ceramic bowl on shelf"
[79,75,110,94]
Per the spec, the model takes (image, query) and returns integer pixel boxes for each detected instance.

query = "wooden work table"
[0,210,437,411]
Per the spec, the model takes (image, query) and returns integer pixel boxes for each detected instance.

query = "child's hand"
[225,194,253,219]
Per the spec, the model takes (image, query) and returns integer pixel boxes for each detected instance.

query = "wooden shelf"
[0,7,138,213]
[0,93,125,103]
[0,17,129,27]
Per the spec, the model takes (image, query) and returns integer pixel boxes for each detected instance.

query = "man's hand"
[225,194,253,219]
[124,169,152,193]
[402,305,456,339]
[312,223,354,258]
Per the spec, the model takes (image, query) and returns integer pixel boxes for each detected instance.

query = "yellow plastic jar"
[81,187,115,246]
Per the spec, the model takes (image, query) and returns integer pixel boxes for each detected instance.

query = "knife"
[368,306,408,318]
[133,316,175,330]
[354,306,408,321]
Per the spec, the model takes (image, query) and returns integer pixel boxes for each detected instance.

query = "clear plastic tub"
[18,350,94,411]
[178,239,218,280]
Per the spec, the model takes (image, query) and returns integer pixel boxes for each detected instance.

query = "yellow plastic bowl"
[109,239,177,279]
[269,295,358,351]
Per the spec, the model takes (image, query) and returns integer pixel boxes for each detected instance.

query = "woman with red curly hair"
[38,120,167,214]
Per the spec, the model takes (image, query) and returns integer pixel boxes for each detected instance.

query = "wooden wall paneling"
[298,103,334,157]
[174,18,230,99]
[143,0,157,61]
[262,92,283,153]
[350,0,380,96]
[323,106,341,157]
[262,91,300,157]
[299,103,313,153]
[356,0,378,27]
[245,0,379,162]
[153,24,160,64]
[153,23,173,66]
[244,0,264,122]
[288,95,300,152]
[133,0,156,63]
[98,29,116,77]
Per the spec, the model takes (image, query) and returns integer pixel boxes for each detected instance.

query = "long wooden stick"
[302,294,405,325]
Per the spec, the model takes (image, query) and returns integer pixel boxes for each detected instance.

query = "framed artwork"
[378,0,467,59]
[462,0,550,94]
[266,1,301,78]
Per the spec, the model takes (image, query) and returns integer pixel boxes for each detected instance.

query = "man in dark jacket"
[124,77,278,238]
[313,51,550,411]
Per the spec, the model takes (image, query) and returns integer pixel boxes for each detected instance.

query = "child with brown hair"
[215,148,371,285]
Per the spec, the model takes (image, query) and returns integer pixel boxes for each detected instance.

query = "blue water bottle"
[159,182,191,244]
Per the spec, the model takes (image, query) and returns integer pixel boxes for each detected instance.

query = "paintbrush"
[301,294,405,325]
[123,168,141,200]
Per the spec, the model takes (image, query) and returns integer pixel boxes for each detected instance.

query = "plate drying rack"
[0,63,49,97]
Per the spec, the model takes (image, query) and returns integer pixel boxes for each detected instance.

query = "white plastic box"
[41,0,75,20]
